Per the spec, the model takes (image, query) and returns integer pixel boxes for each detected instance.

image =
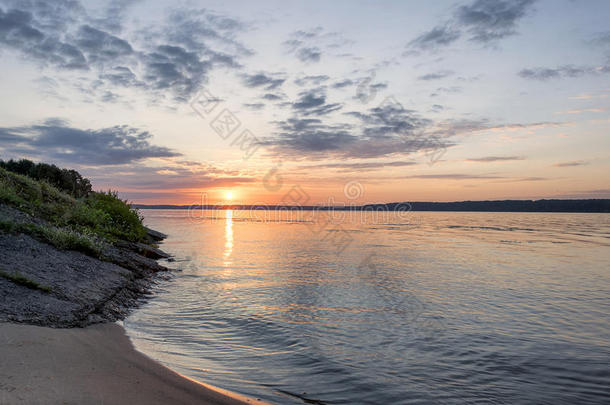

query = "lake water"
[124,209,610,404]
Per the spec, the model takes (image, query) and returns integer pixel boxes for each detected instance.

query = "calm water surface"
[124,210,610,404]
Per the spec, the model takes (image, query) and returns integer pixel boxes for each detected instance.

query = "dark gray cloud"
[260,118,358,154]
[347,101,432,139]
[260,101,449,160]
[409,25,461,50]
[261,93,283,101]
[102,66,141,87]
[0,7,88,69]
[241,72,286,90]
[143,44,234,100]
[467,156,525,162]
[408,0,536,51]
[163,8,251,57]
[418,70,454,81]
[0,2,248,102]
[518,65,608,80]
[456,0,536,43]
[292,88,342,116]
[332,79,355,89]
[554,160,588,167]
[75,24,133,64]
[0,120,179,165]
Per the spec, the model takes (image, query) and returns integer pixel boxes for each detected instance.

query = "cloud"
[0,120,179,165]
[261,93,283,101]
[142,45,228,100]
[332,79,355,89]
[408,25,461,50]
[418,70,454,81]
[590,31,610,46]
[347,101,432,139]
[0,7,88,69]
[294,75,329,86]
[74,24,133,64]
[467,156,525,162]
[553,160,588,167]
[430,86,462,97]
[297,161,417,172]
[243,102,265,110]
[292,88,342,116]
[102,66,141,87]
[296,47,321,63]
[260,118,358,154]
[407,174,504,180]
[241,72,286,90]
[0,2,249,103]
[283,27,352,63]
[517,65,605,80]
[408,0,537,51]
[456,0,536,43]
[260,100,449,160]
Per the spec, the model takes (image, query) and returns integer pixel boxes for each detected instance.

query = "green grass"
[0,219,102,257]
[0,269,52,293]
[0,166,148,247]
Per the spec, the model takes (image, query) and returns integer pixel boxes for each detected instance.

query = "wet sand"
[0,322,261,405]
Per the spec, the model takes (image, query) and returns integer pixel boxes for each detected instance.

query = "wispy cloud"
[555,108,605,115]
[283,26,353,63]
[418,70,454,81]
[553,160,588,167]
[518,65,610,80]
[467,156,526,162]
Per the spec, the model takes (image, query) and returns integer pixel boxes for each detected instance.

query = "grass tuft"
[0,269,52,293]
[0,219,102,257]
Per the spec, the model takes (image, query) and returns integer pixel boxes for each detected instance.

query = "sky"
[0,0,609,205]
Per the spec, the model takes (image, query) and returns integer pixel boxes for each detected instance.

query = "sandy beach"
[0,322,260,405]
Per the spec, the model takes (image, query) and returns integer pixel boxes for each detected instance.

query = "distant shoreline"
[134,199,610,213]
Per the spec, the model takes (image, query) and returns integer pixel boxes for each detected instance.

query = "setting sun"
[225,191,233,201]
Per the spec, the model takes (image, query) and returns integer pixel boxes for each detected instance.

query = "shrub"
[0,158,92,198]
[84,191,147,242]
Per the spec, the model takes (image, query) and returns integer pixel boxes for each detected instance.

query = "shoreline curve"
[0,321,265,405]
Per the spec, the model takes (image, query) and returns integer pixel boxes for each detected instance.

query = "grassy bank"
[0,162,148,256]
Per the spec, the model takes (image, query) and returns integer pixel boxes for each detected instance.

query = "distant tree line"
[133,199,610,213]
[0,158,92,198]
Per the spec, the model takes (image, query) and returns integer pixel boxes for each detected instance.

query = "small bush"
[85,191,147,242]
[28,224,102,257]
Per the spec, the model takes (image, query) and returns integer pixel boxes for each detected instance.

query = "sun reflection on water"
[224,209,233,265]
